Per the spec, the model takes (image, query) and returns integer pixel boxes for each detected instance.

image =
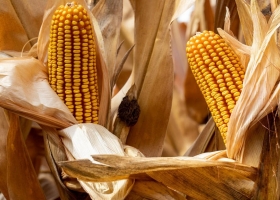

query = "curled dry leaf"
[0,57,75,128]
[220,1,280,162]
[58,154,257,199]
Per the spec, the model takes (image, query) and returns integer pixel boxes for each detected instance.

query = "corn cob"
[186,30,245,143]
[47,2,99,124]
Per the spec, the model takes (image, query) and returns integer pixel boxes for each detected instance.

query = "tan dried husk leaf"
[218,0,280,163]
[58,151,257,199]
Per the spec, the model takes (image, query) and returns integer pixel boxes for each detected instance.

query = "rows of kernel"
[186,33,230,135]
[48,3,99,124]
[186,30,245,141]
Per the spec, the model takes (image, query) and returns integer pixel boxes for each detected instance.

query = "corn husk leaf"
[5,112,45,200]
[0,57,76,128]
[58,153,257,199]
[58,123,134,200]
[219,1,280,162]
[235,0,253,45]
[127,180,186,200]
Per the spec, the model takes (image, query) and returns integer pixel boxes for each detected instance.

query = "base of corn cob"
[186,30,245,143]
[47,2,99,124]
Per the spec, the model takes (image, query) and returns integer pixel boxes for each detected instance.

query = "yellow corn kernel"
[186,30,245,144]
[47,1,99,124]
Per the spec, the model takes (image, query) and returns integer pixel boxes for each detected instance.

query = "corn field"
[0,0,280,199]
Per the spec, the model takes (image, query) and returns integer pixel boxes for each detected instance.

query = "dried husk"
[219,1,280,163]
[126,180,186,200]
[56,123,136,199]
[58,152,257,199]
[0,57,76,128]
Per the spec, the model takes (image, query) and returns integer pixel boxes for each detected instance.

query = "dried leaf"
[123,0,195,157]
[0,108,9,198]
[215,0,239,35]
[164,86,199,156]
[58,123,134,200]
[128,180,186,200]
[6,112,45,200]
[225,1,280,161]
[58,154,256,182]
[235,0,253,45]
[148,166,255,199]
[92,0,123,85]
[0,57,76,128]
[43,126,88,200]
[185,118,216,156]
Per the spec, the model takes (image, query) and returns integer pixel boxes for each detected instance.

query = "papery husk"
[219,1,280,163]
[0,57,76,128]
[42,126,87,200]
[37,0,110,127]
[58,151,257,199]
[58,123,134,200]
[126,180,186,200]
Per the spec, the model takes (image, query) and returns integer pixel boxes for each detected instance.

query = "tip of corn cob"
[186,30,245,144]
[47,2,99,124]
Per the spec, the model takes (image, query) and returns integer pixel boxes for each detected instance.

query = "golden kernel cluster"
[47,2,99,124]
[186,30,245,143]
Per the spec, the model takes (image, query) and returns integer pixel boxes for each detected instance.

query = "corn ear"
[47,2,99,124]
[186,30,245,143]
